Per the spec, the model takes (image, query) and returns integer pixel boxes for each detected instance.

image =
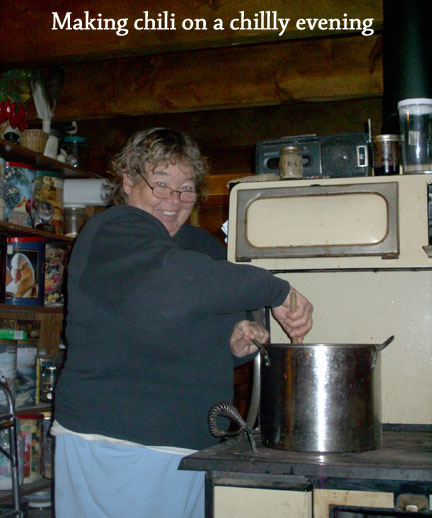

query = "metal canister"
[372,134,401,176]
[3,161,36,227]
[5,237,45,306]
[279,145,303,179]
[34,170,64,235]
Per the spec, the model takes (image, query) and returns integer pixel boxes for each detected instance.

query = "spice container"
[279,145,303,179]
[372,134,401,176]
[63,204,88,237]
[62,136,89,169]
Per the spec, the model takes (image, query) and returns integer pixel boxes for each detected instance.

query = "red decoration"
[0,98,28,131]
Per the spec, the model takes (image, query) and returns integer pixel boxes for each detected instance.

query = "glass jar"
[372,134,401,176]
[63,205,89,237]
[40,365,57,403]
[62,135,89,169]
[279,145,303,179]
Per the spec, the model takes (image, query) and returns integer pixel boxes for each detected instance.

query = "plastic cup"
[398,98,432,174]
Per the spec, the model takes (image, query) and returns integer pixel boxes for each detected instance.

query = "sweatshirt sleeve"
[70,207,290,332]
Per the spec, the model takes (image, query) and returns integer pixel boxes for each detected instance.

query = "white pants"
[55,434,205,518]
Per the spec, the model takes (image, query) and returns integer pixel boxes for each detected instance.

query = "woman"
[53,128,313,518]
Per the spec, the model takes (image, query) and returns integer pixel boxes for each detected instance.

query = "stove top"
[180,430,432,484]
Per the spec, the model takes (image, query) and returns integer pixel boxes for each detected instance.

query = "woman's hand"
[271,288,313,343]
[229,320,269,357]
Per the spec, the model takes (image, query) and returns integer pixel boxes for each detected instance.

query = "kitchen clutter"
[0,318,65,410]
[0,154,107,234]
[0,331,60,491]
[0,409,55,491]
[0,174,107,307]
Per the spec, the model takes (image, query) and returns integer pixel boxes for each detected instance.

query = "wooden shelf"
[16,404,51,415]
[0,478,52,503]
[0,139,98,179]
[0,220,74,243]
[0,304,63,313]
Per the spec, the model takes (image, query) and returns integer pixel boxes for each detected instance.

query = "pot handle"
[208,401,257,453]
[376,335,395,352]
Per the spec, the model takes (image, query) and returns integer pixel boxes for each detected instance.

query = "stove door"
[232,181,398,261]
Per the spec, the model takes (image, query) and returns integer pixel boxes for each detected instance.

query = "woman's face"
[123,161,196,237]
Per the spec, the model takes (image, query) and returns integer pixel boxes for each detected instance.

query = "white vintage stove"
[180,173,432,517]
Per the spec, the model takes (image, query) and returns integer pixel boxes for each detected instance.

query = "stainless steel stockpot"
[260,338,393,453]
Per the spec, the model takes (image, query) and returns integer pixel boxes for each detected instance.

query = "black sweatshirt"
[55,205,290,450]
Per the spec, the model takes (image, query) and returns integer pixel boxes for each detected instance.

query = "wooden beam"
[27,35,382,122]
[1,0,382,67]
[73,99,382,177]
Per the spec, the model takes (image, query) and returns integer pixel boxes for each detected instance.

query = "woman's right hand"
[271,288,313,343]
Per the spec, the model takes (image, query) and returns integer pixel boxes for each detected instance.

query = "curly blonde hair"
[107,128,209,205]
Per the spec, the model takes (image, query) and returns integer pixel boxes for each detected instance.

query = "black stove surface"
[180,430,432,484]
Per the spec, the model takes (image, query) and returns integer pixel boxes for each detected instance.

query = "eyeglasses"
[138,172,198,203]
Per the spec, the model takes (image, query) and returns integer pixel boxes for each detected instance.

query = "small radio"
[255,133,371,177]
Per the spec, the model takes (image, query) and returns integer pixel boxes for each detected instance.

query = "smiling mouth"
[159,210,177,217]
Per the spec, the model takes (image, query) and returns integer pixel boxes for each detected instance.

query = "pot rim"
[266,343,381,348]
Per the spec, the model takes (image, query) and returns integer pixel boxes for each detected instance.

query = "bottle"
[35,349,54,404]
[279,145,303,179]
[41,412,54,480]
